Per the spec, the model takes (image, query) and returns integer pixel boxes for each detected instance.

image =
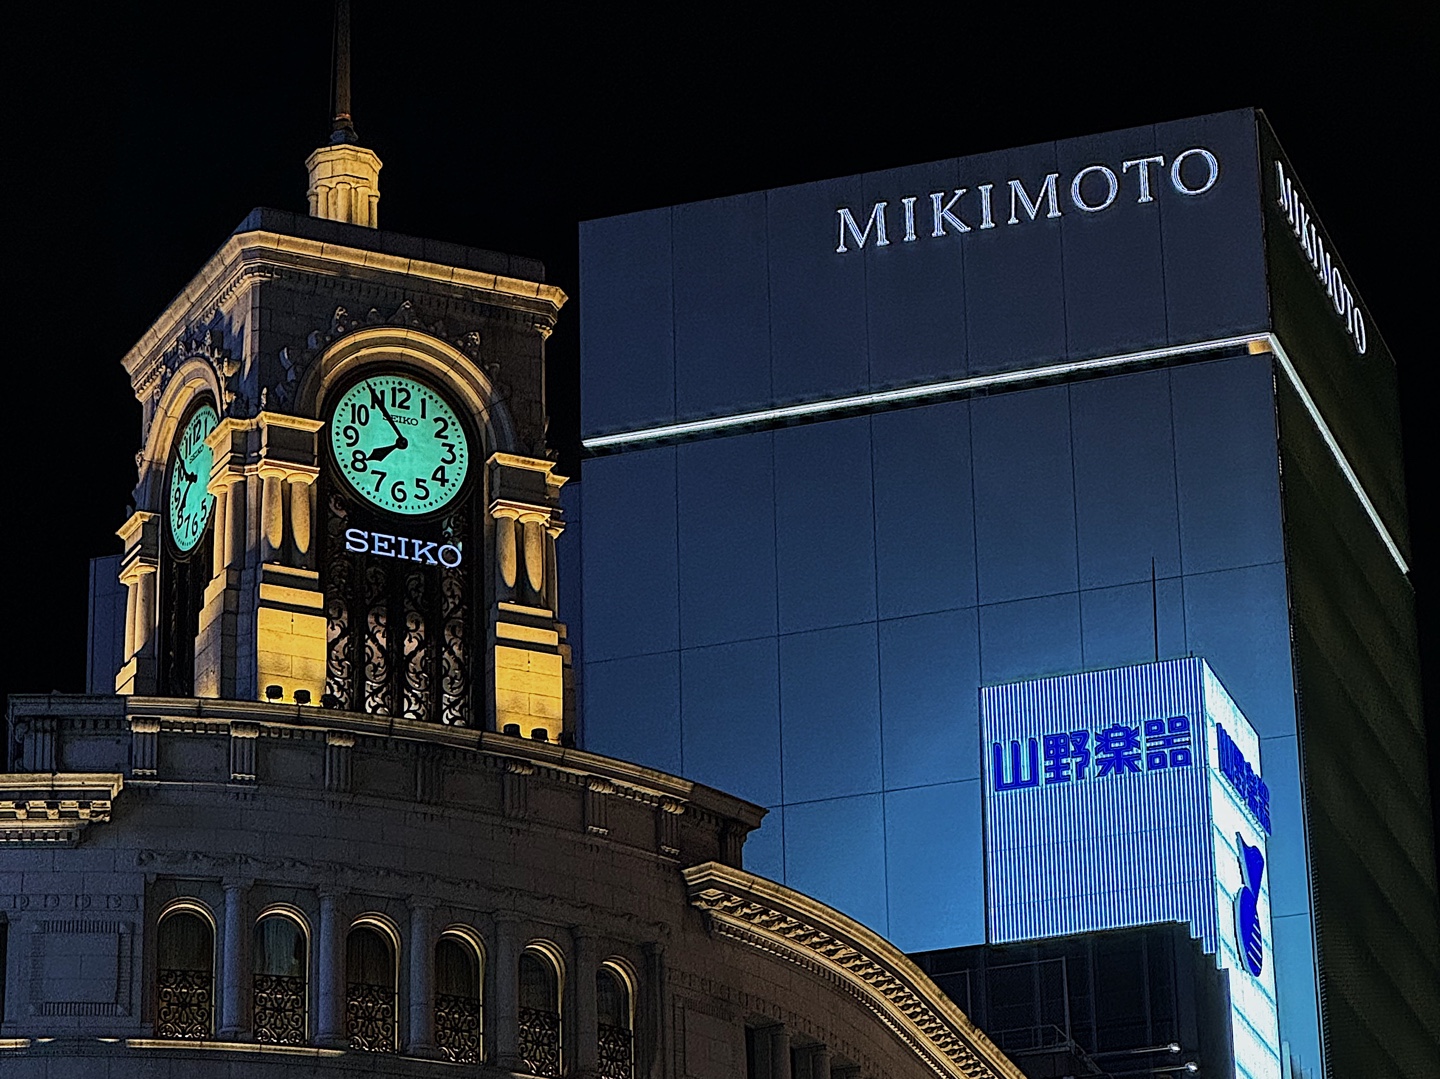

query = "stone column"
[406,899,437,1056]
[806,1043,832,1079]
[769,1024,793,1079]
[218,879,249,1039]
[316,891,346,1047]
[492,915,521,1069]
[572,930,599,1076]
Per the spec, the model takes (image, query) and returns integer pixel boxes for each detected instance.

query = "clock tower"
[111,81,571,740]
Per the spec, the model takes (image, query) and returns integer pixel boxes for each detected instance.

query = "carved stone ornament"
[152,324,249,421]
[683,862,1026,1079]
[264,302,488,411]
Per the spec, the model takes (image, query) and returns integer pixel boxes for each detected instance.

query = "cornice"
[683,862,1026,1079]
[0,773,124,846]
[122,228,569,380]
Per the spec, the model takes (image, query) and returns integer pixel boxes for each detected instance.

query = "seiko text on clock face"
[329,374,471,515]
[168,402,218,552]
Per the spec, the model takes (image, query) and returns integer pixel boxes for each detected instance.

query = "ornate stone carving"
[684,863,1025,1079]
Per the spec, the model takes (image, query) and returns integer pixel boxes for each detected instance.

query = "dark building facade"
[566,109,1439,1078]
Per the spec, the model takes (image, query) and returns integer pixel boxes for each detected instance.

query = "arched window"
[517,945,562,1077]
[253,911,308,1044]
[346,921,397,1053]
[155,905,214,1039]
[435,931,483,1063]
[597,962,635,1079]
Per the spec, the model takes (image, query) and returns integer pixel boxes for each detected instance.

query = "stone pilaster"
[489,453,569,741]
[254,413,325,704]
[115,510,159,695]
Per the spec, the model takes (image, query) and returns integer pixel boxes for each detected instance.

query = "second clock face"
[329,374,471,516]
[168,402,218,553]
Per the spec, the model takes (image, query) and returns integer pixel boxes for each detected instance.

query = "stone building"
[0,110,1024,1079]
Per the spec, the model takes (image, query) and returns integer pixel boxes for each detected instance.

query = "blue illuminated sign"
[982,658,1282,1079]
[992,715,1193,791]
[1235,834,1266,977]
[1217,722,1272,833]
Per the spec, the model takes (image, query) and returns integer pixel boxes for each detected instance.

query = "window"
[346,921,397,1052]
[253,911,308,1045]
[518,945,562,1077]
[597,962,634,1079]
[156,905,214,1039]
[435,931,483,1063]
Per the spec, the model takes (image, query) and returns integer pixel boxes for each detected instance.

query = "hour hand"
[367,438,406,462]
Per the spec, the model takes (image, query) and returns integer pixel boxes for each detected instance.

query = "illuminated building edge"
[685,863,1026,1079]
[580,330,1407,577]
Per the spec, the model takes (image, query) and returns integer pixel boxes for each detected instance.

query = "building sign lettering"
[1273,159,1367,355]
[344,527,463,567]
[991,714,1193,792]
[836,147,1219,253]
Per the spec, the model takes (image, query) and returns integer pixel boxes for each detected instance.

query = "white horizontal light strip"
[1268,333,1409,575]
[582,335,1266,451]
[583,332,1407,577]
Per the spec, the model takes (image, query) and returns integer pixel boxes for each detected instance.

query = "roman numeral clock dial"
[167,403,218,553]
[329,374,471,515]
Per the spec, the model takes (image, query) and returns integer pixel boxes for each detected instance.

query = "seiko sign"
[835,147,1220,254]
[344,527,463,567]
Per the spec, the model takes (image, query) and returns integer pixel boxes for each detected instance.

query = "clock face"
[329,374,471,516]
[168,402,218,553]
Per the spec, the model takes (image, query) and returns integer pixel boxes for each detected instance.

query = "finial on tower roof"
[306,0,382,227]
[330,0,359,145]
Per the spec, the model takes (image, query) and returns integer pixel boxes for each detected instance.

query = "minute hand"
[368,383,406,439]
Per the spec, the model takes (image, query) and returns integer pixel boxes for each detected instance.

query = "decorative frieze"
[0,774,123,846]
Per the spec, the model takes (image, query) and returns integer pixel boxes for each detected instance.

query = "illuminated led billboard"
[982,657,1280,1079]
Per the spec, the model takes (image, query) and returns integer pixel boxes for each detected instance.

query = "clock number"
[440,442,457,465]
[349,403,370,426]
[431,465,448,486]
[351,450,369,473]
[415,477,431,500]
[390,386,412,410]
[372,470,387,493]
[420,397,428,419]
[342,424,360,447]
[433,417,450,439]
[391,480,408,504]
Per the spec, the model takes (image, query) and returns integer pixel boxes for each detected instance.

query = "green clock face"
[329,374,471,515]
[168,402,218,553]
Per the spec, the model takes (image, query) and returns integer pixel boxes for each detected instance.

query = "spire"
[306,0,382,227]
[329,0,358,145]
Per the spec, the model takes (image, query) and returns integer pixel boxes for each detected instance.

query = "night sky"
[6,5,1438,834]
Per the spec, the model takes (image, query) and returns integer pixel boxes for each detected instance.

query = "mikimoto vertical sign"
[981,657,1281,1079]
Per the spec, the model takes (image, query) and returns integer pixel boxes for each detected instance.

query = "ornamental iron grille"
[518,1006,562,1077]
[346,926,397,1053]
[597,966,633,1079]
[253,915,307,1045]
[435,936,482,1063]
[519,951,561,1077]
[155,911,213,1039]
[156,528,209,697]
[323,484,475,725]
[598,1022,634,1079]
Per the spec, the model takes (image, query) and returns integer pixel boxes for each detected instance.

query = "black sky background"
[5,4,1438,847]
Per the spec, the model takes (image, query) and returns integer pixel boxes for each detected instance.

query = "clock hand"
[368,382,406,439]
[367,438,407,462]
